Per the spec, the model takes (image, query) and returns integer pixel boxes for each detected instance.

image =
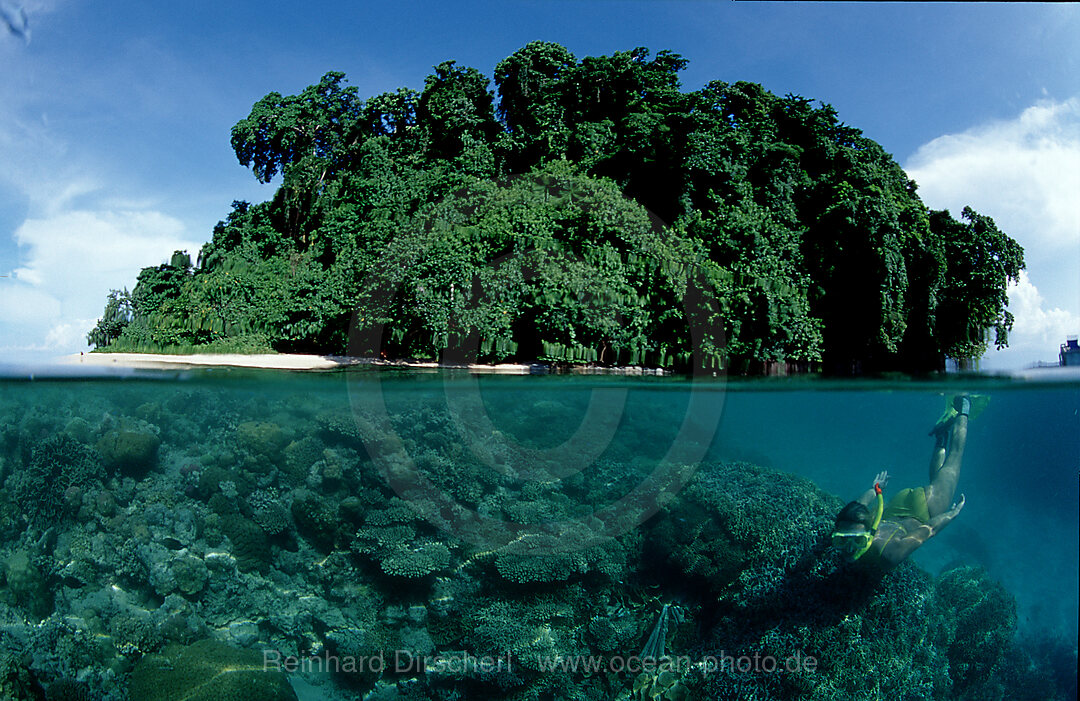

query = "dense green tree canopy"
[90,43,1024,373]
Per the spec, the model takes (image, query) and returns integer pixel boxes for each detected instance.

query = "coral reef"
[8,434,103,527]
[931,566,1018,701]
[0,379,1070,701]
[248,489,291,535]
[3,550,53,620]
[0,643,45,700]
[129,639,297,700]
[290,490,340,551]
[95,419,160,477]
[379,541,451,579]
[235,421,288,461]
[218,513,271,573]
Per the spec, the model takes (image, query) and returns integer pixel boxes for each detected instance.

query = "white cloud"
[980,271,1080,369]
[44,316,98,348]
[0,204,201,355]
[0,32,206,359]
[1008,271,1080,343]
[906,98,1080,255]
[0,283,60,323]
[0,40,206,356]
[12,208,195,300]
[905,97,1080,369]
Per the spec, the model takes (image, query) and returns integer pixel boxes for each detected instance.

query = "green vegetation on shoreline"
[90,329,277,356]
[89,42,1024,374]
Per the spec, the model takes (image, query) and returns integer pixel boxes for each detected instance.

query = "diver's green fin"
[965,393,990,420]
[930,394,989,435]
[929,399,958,435]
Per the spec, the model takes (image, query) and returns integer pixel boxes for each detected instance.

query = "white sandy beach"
[57,352,670,374]
[59,352,539,373]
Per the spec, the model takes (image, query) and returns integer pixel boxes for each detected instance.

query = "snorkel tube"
[850,483,884,560]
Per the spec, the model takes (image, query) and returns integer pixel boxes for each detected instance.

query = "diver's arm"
[881,533,924,566]
[925,494,965,535]
[882,495,965,566]
[906,495,965,543]
[857,471,890,507]
[881,520,937,565]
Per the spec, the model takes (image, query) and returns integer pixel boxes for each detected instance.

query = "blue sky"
[1,1,1077,368]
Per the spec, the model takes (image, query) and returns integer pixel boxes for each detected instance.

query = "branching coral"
[10,434,103,527]
[247,490,291,535]
[380,541,451,578]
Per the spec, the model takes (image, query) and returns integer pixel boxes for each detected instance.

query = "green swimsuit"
[882,487,930,524]
[859,487,930,568]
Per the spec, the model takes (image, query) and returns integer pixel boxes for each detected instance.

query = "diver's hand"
[947,494,966,517]
[873,471,889,490]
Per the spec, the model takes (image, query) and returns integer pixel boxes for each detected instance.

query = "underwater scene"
[0,368,1075,701]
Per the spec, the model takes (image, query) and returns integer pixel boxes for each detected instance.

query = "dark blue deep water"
[0,366,1076,700]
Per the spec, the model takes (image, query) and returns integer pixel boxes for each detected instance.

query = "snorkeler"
[831,395,981,569]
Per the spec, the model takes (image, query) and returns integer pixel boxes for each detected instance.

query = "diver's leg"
[928,430,948,481]
[926,410,968,517]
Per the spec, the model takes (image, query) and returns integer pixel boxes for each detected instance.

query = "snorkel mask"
[832,529,873,557]
[832,483,884,560]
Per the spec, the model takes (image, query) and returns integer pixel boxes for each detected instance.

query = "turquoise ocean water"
[0,366,1076,700]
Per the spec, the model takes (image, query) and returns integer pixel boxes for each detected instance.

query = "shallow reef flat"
[0,375,1074,700]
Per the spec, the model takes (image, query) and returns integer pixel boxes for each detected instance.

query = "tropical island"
[87,42,1024,375]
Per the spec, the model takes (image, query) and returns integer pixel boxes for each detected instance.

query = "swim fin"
[929,401,957,435]
[963,393,989,420]
[929,394,989,435]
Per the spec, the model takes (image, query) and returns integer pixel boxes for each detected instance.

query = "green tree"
[562,47,690,223]
[360,88,420,140]
[351,163,720,368]
[129,252,193,318]
[417,61,500,164]
[87,289,133,348]
[230,71,364,184]
[494,41,577,169]
[931,207,1025,361]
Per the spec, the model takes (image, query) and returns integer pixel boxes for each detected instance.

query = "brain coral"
[235,421,287,458]
[219,514,271,573]
[96,421,160,477]
[129,639,297,701]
